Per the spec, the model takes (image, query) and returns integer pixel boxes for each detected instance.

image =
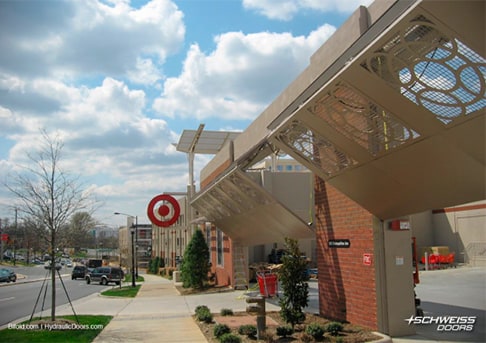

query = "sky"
[0,0,373,228]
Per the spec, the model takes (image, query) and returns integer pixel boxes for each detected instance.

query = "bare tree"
[67,212,97,253]
[20,216,48,260]
[5,130,93,321]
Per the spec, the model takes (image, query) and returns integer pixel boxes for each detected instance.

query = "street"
[414,266,485,342]
[0,265,110,327]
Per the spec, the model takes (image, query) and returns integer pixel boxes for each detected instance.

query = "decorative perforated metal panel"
[192,168,275,222]
[361,14,486,124]
[191,168,313,244]
[308,82,420,156]
[274,120,358,177]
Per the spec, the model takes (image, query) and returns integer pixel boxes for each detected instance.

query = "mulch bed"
[196,311,382,342]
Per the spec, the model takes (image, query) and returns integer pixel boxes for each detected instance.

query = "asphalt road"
[0,265,110,327]
[414,266,485,342]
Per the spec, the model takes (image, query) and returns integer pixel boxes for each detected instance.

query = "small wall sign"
[328,239,351,248]
[389,219,410,230]
[363,253,372,266]
[396,256,404,265]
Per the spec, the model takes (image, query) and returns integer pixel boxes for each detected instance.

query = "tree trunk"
[50,233,56,321]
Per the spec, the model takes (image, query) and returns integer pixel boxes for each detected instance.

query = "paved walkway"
[55,274,281,343]
[92,275,205,343]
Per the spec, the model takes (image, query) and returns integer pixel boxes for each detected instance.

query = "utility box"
[173,271,181,283]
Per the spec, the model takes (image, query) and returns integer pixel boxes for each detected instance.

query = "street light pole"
[135,215,138,278]
[130,227,136,287]
[114,212,138,285]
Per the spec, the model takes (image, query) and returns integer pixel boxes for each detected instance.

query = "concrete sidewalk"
[55,274,281,343]
[92,275,206,343]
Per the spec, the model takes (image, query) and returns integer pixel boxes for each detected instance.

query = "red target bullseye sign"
[147,194,181,227]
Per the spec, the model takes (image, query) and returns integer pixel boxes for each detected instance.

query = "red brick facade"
[206,224,234,287]
[201,160,379,330]
[315,176,378,330]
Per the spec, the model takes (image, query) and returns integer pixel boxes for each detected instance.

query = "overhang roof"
[191,168,314,245]
[266,0,485,219]
[191,0,485,245]
[175,129,240,154]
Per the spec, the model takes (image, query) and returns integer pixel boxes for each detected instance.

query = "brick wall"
[315,176,378,330]
[206,224,233,287]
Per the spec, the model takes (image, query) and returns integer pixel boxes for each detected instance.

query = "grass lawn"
[101,285,141,297]
[123,274,144,283]
[0,315,112,343]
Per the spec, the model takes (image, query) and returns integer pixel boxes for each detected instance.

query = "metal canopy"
[264,0,485,219]
[175,129,240,154]
[191,0,485,244]
[191,168,314,245]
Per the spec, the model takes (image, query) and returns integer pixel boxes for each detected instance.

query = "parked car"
[31,258,43,265]
[0,268,16,283]
[71,265,87,280]
[14,254,25,261]
[44,261,62,270]
[86,266,124,286]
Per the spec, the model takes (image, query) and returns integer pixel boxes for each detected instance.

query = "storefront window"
[205,223,211,246]
[217,228,224,266]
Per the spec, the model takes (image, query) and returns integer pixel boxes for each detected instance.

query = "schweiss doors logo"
[405,316,476,332]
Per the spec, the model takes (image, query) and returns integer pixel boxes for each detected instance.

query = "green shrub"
[195,305,213,323]
[195,305,210,316]
[198,310,213,323]
[181,229,210,289]
[278,238,309,329]
[326,321,344,336]
[305,322,325,340]
[219,333,241,343]
[214,324,231,338]
[276,325,293,338]
[238,324,257,338]
[148,257,164,274]
[220,308,234,316]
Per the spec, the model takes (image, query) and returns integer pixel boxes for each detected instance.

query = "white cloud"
[0,0,351,225]
[242,0,374,20]
[0,0,185,82]
[153,24,336,120]
[0,73,186,223]
[127,58,164,86]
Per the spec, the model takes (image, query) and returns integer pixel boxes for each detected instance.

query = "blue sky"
[0,0,372,227]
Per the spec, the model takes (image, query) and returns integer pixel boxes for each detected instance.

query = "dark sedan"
[0,268,16,283]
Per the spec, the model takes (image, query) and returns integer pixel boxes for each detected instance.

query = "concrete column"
[375,218,416,336]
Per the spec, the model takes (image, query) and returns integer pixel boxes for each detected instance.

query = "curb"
[370,331,393,342]
[0,274,71,287]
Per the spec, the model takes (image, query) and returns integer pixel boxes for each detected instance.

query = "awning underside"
[268,2,485,219]
[191,168,314,245]
[192,1,485,244]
